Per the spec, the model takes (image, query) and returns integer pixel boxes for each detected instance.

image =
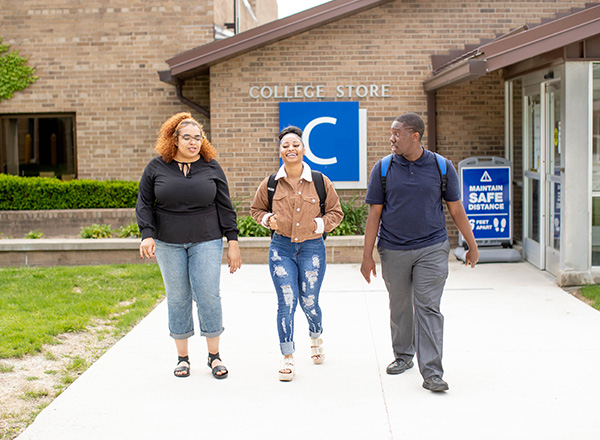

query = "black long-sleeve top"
[136,156,239,244]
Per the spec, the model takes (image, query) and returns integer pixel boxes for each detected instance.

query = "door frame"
[521,68,563,273]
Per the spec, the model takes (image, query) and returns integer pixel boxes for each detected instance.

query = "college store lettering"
[249,84,390,99]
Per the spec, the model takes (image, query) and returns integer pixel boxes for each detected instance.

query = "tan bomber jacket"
[250,164,344,243]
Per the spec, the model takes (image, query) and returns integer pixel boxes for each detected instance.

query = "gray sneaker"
[422,375,449,392]
[386,359,414,375]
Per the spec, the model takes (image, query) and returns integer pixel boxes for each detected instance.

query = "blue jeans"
[269,233,326,355]
[155,238,224,339]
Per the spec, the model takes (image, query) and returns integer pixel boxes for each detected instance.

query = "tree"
[0,38,38,102]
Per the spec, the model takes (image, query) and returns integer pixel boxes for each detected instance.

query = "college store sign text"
[249,84,391,99]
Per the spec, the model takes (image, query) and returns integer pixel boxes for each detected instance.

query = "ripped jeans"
[269,233,326,355]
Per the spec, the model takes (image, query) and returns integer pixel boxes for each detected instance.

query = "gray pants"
[379,240,450,379]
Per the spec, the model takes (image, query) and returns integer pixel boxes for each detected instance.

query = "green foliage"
[0,362,15,373]
[237,215,270,237]
[80,224,113,239]
[21,389,49,400]
[579,285,600,311]
[117,222,141,238]
[0,264,164,358]
[0,174,138,210]
[25,230,44,239]
[0,38,38,101]
[329,194,368,236]
[234,194,367,237]
[64,355,89,374]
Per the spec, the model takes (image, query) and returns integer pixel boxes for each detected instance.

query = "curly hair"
[155,112,217,162]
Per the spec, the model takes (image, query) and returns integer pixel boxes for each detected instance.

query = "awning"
[424,3,600,92]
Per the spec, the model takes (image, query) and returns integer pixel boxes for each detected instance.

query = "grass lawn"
[579,285,600,311]
[0,264,165,359]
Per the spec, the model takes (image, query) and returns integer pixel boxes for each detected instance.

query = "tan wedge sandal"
[279,357,295,381]
[311,337,325,364]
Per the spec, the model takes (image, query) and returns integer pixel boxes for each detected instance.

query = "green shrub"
[80,224,113,239]
[329,195,368,236]
[237,215,270,237]
[235,194,367,238]
[117,222,141,238]
[0,174,138,210]
[25,230,44,239]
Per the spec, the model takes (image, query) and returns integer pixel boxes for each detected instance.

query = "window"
[0,114,76,179]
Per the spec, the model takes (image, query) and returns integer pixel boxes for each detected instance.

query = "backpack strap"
[380,152,447,198]
[380,154,393,196]
[434,152,447,198]
[267,173,278,212]
[311,171,328,240]
[311,170,327,216]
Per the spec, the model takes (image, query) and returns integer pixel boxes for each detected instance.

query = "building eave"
[424,3,600,92]
[161,0,395,82]
[423,58,488,92]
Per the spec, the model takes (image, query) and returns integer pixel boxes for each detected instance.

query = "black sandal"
[207,352,228,379]
[174,355,190,378]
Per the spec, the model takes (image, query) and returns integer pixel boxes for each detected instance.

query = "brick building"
[2,0,600,284]
[0,0,277,180]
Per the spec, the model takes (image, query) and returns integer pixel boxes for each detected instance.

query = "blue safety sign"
[279,101,366,188]
[461,166,511,241]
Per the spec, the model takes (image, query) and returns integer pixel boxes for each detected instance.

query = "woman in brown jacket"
[251,126,343,381]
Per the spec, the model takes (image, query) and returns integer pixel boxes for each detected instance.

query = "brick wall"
[0,236,375,267]
[436,72,506,244]
[202,0,587,242]
[0,209,137,239]
[0,0,273,181]
[2,0,587,186]
[1,0,588,246]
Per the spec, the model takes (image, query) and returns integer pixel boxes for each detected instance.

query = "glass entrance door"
[522,78,562,272]
[523,91,543,268]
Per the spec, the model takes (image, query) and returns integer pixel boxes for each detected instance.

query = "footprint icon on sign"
[494,218,499,231]
[500,218,506,232]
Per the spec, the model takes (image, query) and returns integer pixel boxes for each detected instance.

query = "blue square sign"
[279,102,366,188]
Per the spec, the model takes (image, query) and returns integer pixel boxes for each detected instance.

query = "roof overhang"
[160,0,395,84]
[424,4,600,92]
[423,58,488,92]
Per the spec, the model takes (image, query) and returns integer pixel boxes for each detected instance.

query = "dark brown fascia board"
[423,58,487,92]
[423,4,600,92]
[165,0,395,81]
[481,4,600,71]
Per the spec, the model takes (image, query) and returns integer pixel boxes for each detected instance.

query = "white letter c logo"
[302,117,338,165]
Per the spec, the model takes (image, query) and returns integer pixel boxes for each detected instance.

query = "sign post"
[454,157,521,263]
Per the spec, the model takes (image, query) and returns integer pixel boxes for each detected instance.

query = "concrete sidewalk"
[17,261,600,439]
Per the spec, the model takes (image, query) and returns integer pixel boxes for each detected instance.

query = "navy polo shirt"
[365,148,460,250]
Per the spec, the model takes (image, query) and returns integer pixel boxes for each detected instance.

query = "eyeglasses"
[390,130,413,138]
[179,135,204,143]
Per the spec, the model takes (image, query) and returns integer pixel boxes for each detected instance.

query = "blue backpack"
[380,152,447,197]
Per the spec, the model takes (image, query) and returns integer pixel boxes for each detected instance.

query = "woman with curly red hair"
[136,112,241,379]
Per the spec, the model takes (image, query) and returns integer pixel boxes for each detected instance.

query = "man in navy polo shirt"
[361,112,478,392]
